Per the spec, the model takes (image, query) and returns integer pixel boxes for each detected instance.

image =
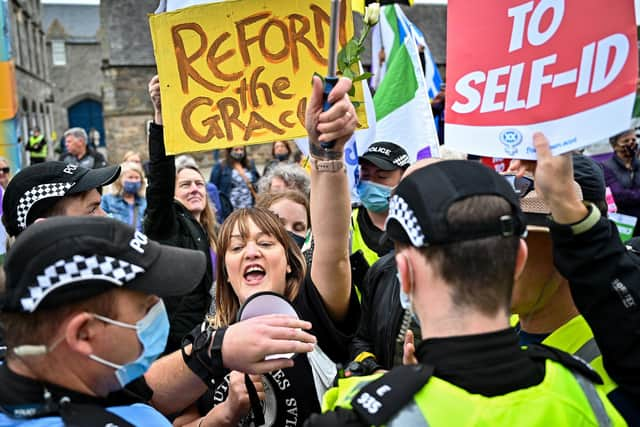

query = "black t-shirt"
[198,272,360,426]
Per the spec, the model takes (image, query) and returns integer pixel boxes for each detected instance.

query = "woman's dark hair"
[225,147,250,169]
[271,140,292,157]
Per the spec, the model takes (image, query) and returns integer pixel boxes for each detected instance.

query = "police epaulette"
[526,343,603,384]
[351,364,433,426]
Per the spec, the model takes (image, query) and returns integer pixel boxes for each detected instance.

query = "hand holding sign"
[509,132,588,224]
[307,76,357,158]
[149,75,163,125]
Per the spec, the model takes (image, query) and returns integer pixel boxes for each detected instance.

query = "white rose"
[364,2,380,26]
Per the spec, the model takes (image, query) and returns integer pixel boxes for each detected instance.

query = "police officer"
[0,216,207,426]
[307,160,624,426]
[26,127,47,165]
[351,142,410,267]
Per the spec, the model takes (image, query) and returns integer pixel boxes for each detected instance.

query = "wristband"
[310,142,342,160]
[181,323,228,386]
[310,158,344,172]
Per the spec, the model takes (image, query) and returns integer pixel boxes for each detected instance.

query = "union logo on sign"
[499,129,523,155]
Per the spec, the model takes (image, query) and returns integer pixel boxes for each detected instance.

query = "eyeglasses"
[503,174,534,198]
[0,167,10,174]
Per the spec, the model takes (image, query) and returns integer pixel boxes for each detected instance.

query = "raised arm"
[519,133,640,402]
[143,75,179,240]
[306,76,357,322]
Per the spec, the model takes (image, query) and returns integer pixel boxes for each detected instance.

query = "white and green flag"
[373,4,439,160]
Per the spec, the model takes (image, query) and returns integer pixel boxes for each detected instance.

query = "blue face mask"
[356,180,393,213]
[89,300,169,387]
[123,181,142,195]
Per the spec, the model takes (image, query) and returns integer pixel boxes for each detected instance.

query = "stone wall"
[48,41,103,142]
[102,66,155,162]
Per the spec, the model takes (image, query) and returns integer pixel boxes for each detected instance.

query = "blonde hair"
[213,208,306,327]
[176,164,218,249]
[112,161,146,197]
[122,150,142,163]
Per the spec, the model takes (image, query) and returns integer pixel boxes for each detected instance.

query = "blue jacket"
[100,194,147,231]
[209,160,259,198]
[0,404,172,426]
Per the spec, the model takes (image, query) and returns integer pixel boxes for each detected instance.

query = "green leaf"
[353,72,372,82]
[342,67,355,80]
[337,48,349,71]
[345,40,359,62]
[351,101,361,108]
[348,85,356,97]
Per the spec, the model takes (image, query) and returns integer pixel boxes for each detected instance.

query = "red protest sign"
[445,0,638,159]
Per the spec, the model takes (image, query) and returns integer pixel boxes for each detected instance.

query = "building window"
[51,40,66,66]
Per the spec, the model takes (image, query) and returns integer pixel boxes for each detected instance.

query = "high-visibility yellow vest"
[350,208,380,267]
[542,315,617,396]
[323,359,625,426]
[28,135,47,158]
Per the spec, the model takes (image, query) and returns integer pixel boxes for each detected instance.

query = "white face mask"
[396,269,420,327]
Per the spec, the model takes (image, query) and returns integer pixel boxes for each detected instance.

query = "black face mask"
[229,151,245,161]
[287,231,306,248]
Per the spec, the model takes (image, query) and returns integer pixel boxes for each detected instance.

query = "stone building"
[7,0,54,161]
[42,2,103,154]
[100,0,157,164]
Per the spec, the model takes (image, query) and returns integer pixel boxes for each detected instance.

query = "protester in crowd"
[100,161,147,231]
[601,129,640,234]
[308,160,624,426]
[257,189,310,249]
[1,161,120,239]
[351,141,410,268]
[263,140,295,176]
[0,157,11,189]
[511,159,637,421]
[209,146,260,220]
[0,216,207,426]
[59,127,108,169]
[257,163,311,198]
[176,155,223,222]
[26,126,47,164]
[510,132,640,413]
[145,75,219,354]
[172,75,358,427]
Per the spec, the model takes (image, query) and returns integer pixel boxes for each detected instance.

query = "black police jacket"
[551,214,640,405]
[350,252,406,369]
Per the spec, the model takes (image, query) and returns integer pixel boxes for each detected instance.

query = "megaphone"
[237,291,300,360]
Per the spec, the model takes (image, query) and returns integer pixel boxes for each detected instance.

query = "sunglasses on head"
[503,174,534,198]
[0,167,10,174]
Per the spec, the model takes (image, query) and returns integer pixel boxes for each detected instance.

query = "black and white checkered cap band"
[386,194,425,247]
[16,182,76,230]
[20,254,145,312]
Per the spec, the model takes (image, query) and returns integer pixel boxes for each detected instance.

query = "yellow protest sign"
[149,0,368,155]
